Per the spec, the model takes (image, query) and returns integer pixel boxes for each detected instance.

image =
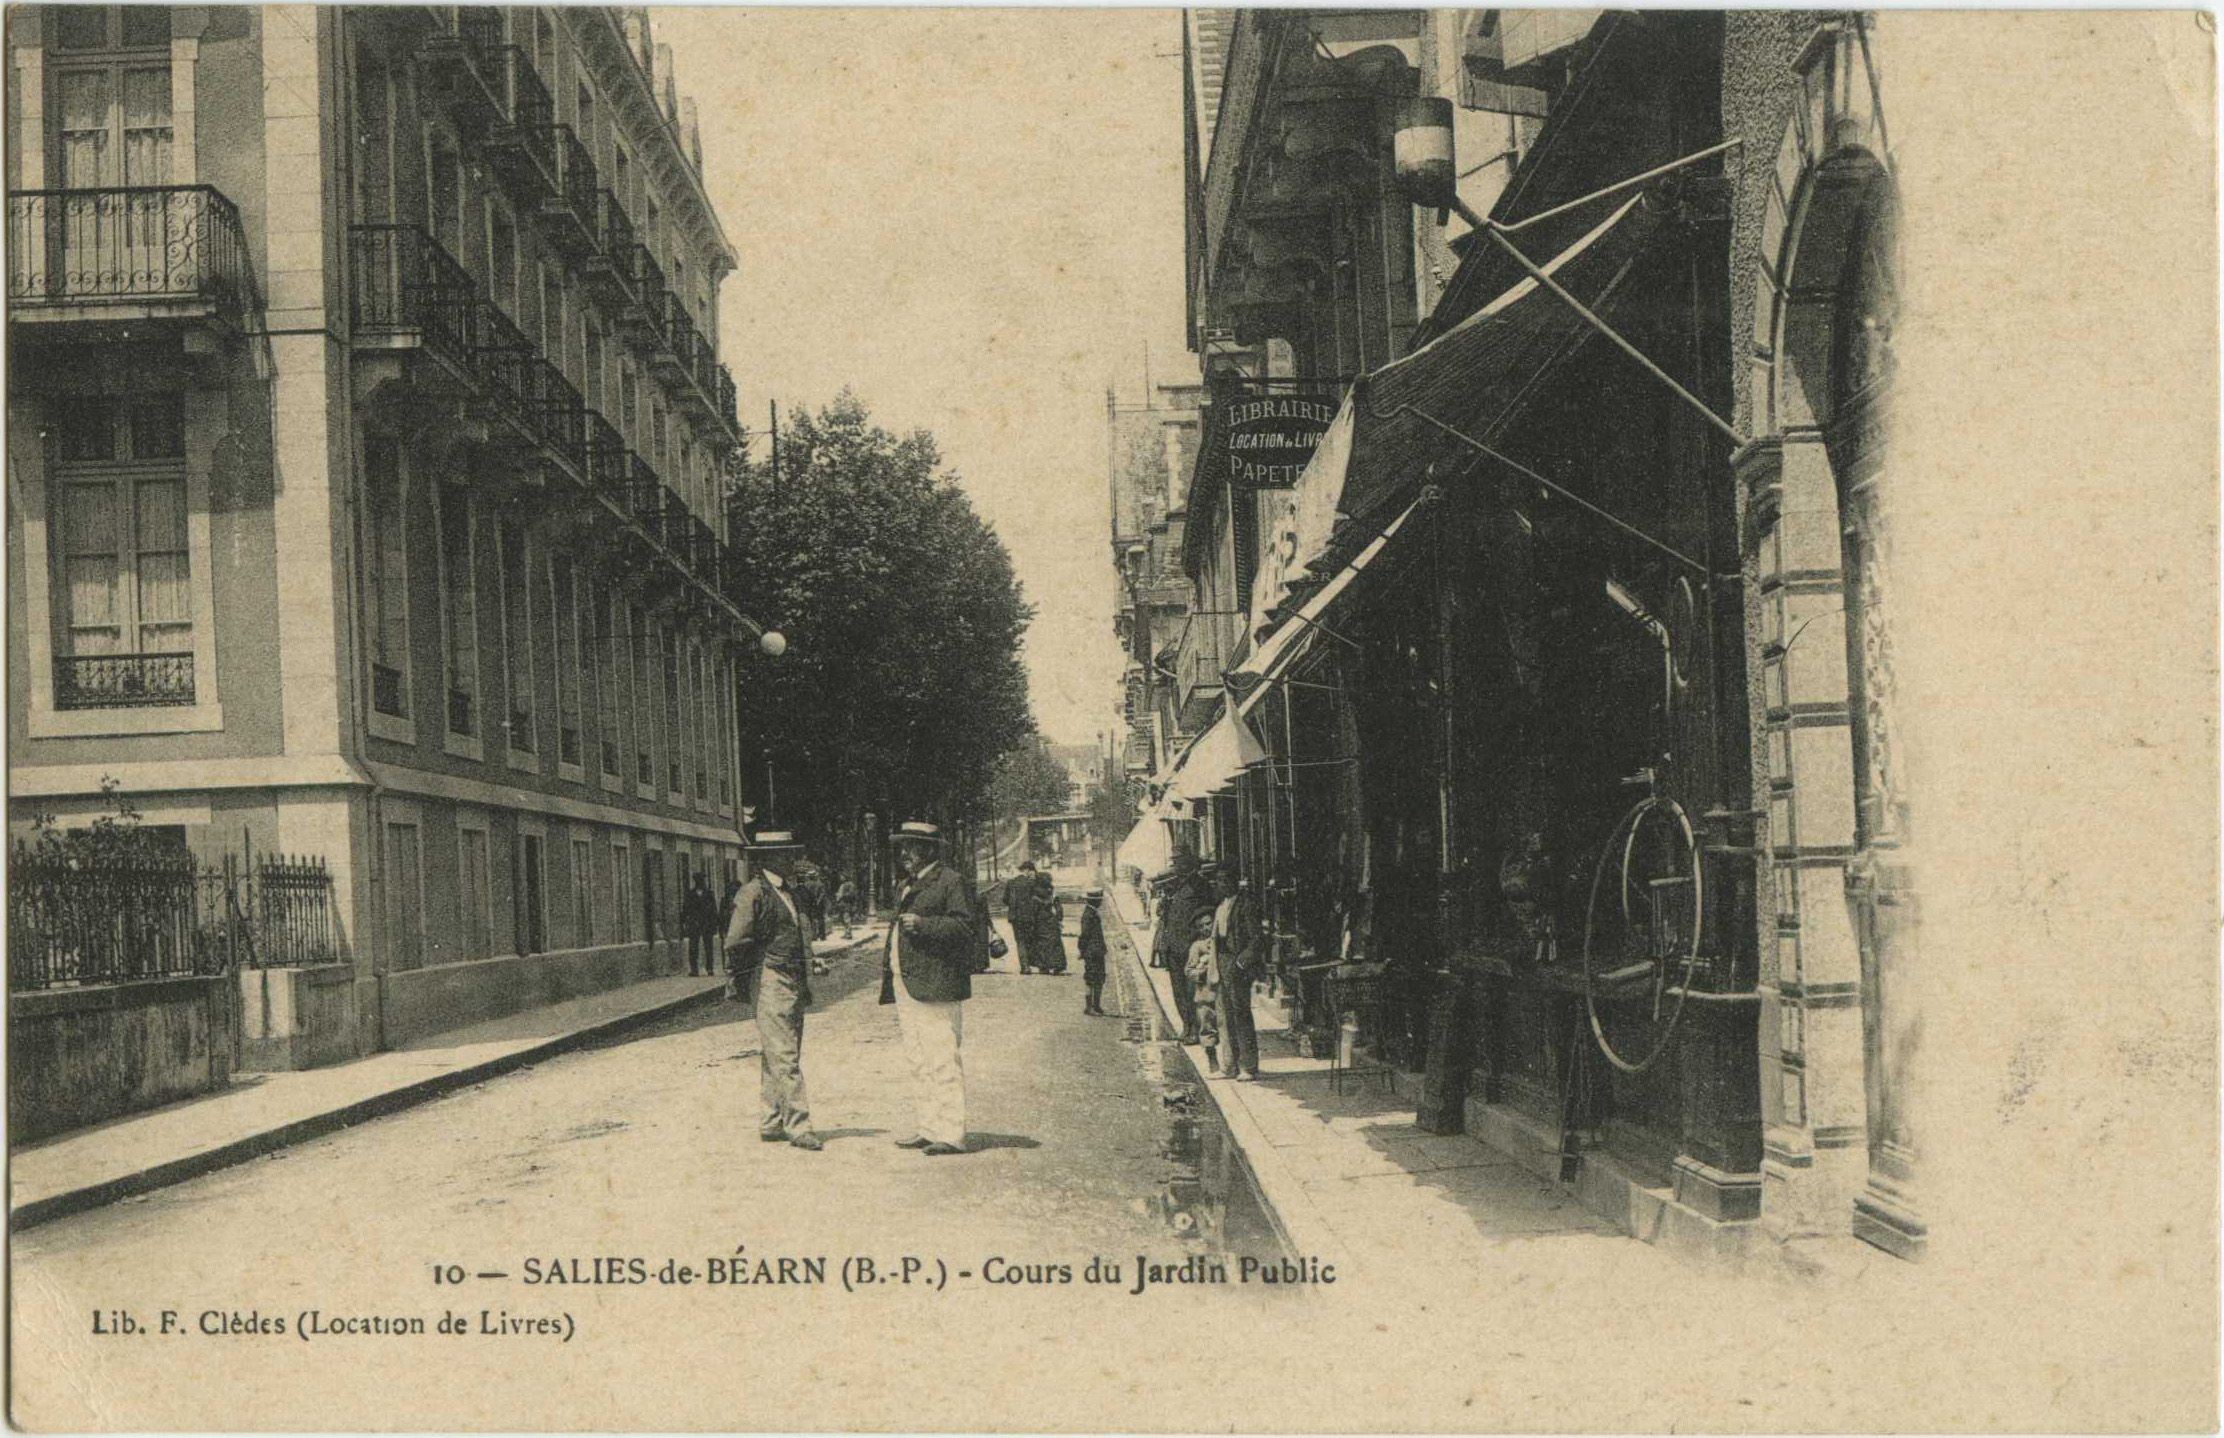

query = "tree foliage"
[988,743,1073,825]
[724,392,1036,866]
[1085,773,1148,851]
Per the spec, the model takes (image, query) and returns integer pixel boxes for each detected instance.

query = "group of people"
[1003,862,1066,975]
[1149,851,1263,1081]
[680,863,866,979]
[721,822,980,1156]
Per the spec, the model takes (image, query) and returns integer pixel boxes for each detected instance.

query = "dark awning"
[1332,190,1660,526]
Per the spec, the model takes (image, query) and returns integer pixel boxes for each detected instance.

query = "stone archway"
[1739,17,1921,1255]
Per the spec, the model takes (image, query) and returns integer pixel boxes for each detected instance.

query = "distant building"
[1106,380,1202,779]
[7,7,759,1065]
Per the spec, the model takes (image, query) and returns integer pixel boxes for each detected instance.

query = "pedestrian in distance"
[1184,909,1223,1075]
[882,821,974,1155]
[1215,878,1263,1080]
[1031,868,1068,975]
[719,874,742,945]
[834,874,859,939]
[1078,887,1110,1016]
[724,831,828,1152]
[1005,860,1040,973]
[682,871,718,977]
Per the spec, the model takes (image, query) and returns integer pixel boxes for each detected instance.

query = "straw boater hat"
[1084,886,1104,901]
[748,829,804,852]
[890,820,944,847]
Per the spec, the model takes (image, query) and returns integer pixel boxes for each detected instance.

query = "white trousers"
[891,951,966,1145]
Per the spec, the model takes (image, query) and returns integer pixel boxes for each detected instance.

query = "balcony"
[53,652,195,710]
[524,357,586,476]
[540,126,600,258]
[349,224,477,373]
[658,487,695,566]
[583,412,630,506]
[484,46,560,199]
[9,187,255,340]
[580,191,637,308]
[618,244,667,349]
[419,6,508,135]
[623,453,667,534]
[651,290,694,381]
[471,301,535,425]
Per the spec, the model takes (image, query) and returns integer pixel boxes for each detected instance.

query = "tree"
[723,392,1036,888]
[988,743,1073,825]
[1085,773,1148,852]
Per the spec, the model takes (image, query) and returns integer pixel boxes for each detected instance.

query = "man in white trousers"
[879,821,976,1155]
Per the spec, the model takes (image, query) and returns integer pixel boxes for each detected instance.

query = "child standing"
[1078,887,1110,1015]
[1184,909,1223,1074]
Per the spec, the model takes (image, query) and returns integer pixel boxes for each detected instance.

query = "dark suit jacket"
[883,864,975,1004]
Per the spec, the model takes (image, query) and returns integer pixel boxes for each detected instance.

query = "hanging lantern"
[1391,96,1457,210]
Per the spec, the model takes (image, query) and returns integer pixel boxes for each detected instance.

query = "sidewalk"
[10,922,888,1230]
[1109,885,1624,1274]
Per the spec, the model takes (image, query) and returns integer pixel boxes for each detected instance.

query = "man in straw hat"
[882,820,974,1155]
[725,830,827,1151]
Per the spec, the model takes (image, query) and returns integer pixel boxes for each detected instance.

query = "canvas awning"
[1162,705,1269,807]
[1335,191,1656,526]
[1115,804,1172,878]
[1228,493,1425,714]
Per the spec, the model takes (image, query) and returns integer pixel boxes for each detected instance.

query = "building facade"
[7,5,760,1064]
[1106,379,1202,780]
[1154,8,1915,1262]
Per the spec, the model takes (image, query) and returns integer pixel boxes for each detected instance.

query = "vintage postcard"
[4,5,2216,1432]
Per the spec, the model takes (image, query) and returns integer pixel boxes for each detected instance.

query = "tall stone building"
[1106,379,1201,780]
[7,6,759,1063]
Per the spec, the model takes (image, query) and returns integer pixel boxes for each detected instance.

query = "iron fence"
[9,844,339,991]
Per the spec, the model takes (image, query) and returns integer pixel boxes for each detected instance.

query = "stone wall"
[10,977,239,1144]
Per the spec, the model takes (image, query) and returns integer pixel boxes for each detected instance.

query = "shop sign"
[1223,394,1337,489]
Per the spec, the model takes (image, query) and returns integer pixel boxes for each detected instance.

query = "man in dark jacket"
[682,872,718,977]
[725,831,827,1151]
[1152,852,1212,1044]
[1078,888,1110,1016]
[1214,878,1264,1080]
[882,821,974,1154]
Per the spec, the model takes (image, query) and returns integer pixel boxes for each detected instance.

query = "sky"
[658,7,1196,750]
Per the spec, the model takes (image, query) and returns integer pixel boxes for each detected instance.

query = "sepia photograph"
[3,3,2217,1431]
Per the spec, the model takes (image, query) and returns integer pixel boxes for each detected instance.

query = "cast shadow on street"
[964,1132,1041,1152]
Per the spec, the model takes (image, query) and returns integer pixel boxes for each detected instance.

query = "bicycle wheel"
[1580,795,1704,1075]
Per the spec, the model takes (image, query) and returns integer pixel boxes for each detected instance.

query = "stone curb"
[10,928,893,1233]
[1103,887,1344,1267]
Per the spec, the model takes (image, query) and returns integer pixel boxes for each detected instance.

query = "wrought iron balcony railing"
[486,46,559,193]
[624,453,664,530]
[542,125,599,254]
[53,652,194,710]
[472,301,535,420]
[349,224,477,372]
[10,187,252,328]
[583,411,629,503]
[524,357,586,473]
[717,365,738,435]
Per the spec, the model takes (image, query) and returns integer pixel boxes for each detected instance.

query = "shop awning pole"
[1394,404,1727,581]
[1497,138,1744,235]
[1474,222,1749,449]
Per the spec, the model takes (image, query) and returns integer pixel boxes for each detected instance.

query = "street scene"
[5,4,2218,1433]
